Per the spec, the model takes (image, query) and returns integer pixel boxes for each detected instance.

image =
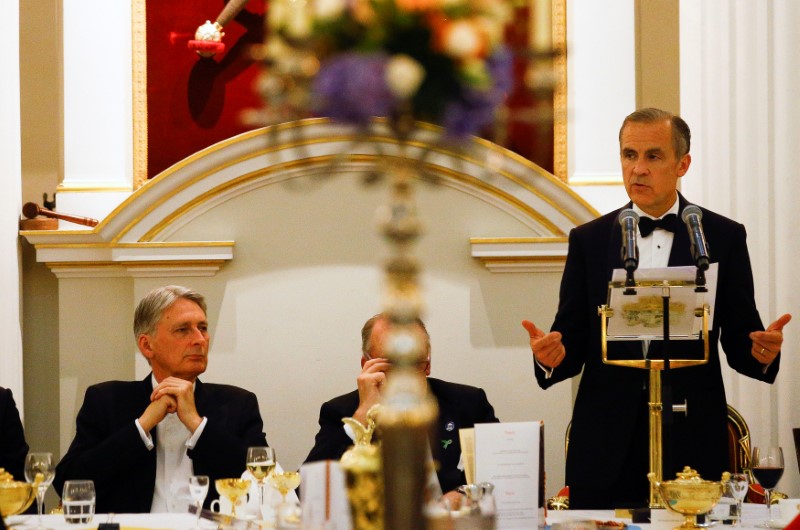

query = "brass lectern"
[598,267,715,509]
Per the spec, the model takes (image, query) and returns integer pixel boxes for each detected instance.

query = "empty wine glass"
[246,446,276,511]
[24,452,55,530]
[751,446,784,528]
[189,475,210,529]
[728,473,749,527]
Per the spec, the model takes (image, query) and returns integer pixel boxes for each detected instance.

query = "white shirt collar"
[632,195,680,220]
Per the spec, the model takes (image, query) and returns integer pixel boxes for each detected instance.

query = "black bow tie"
[638,213,679,237]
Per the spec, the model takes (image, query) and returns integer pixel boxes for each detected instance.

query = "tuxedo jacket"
[537,193,778,491]
[54,375,268,514]
[303,377,499,493]
[0,386,29,482]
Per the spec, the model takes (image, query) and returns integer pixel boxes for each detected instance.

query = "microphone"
[618,209,640,272]
[681,205,710,270]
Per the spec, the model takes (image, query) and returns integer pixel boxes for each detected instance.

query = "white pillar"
[681,0,800,494]
[58,0,134,220]
[0,0,25,413]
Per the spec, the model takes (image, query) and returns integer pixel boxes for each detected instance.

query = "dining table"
[3,502,790,530]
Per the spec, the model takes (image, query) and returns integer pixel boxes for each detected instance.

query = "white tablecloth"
[547,503,787,530]
[5,503,789,530]
[5,513,209,529]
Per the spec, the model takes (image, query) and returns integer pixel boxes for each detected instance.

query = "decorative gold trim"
[132,0,148,189]
[115,123,596,242]
[55,185,134,193]
[568,179,624,187]
[470,237,568,244]
[47,259,227,270]
[552,0,568,182]
[480,256,566,263]
[138,154,568,242]
[32,241,234,250]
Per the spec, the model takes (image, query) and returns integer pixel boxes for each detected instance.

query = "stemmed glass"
[246,446,276,511]
[268,471,301,527]
[189,475,210,529]
[728,473,749,527]
[24,452,55,530]
[751,446,785,528]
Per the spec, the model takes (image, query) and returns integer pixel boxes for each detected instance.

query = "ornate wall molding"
[22,120,597,277]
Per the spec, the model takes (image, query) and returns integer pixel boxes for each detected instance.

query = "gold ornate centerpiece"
[340,405,383,530]
[0,468,42,520]
[649,467,729,530]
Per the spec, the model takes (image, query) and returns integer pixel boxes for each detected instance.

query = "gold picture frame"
[131,0,568,188]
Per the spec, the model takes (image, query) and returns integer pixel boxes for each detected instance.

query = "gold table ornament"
[340,405,384,530]
[649,467,729,530]
[0,468,42,520]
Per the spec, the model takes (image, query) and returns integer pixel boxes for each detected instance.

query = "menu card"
[300,460,352,529]
[474,421,543,530]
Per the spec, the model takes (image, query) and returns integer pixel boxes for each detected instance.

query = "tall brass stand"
[599,282,710,508]
[377,154,438,530]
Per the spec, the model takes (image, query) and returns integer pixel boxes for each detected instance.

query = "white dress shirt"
[632,200,680,269]
[134,375,208,513]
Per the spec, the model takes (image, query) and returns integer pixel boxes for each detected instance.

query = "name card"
[474,421,543,530]
[300,460,352,530]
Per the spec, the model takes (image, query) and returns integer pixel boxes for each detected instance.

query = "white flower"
[314,0,347,20]
[268,0,289,31]
[286,5,312,40]
[442,20,484,59]
[385,54,426,99]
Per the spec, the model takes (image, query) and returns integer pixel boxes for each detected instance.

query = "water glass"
[62,480,96,524]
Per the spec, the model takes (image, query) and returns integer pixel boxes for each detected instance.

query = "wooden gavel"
[22,202,99,227]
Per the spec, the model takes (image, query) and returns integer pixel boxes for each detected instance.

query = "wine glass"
[751,446,784,527]
[268,471,301,527]
[189,475,209,529]
[246,446,276,511]
[24,452,55,530]
[268,471,300,505]
[728,473,749,527]
[214,478,251,519]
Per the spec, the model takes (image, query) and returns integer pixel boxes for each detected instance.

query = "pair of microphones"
[619,205,710,273]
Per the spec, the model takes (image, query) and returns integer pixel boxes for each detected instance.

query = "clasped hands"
[138,376,203,434]
[522,313,792,369]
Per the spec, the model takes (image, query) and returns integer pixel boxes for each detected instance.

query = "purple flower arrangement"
[265,0,514,138]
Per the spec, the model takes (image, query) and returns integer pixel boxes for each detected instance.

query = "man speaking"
[522,108,791,509]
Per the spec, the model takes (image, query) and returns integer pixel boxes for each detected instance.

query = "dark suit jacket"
[304,377,499,493]
[0,386,29,482]
[537,193,778,494]
[54,375,268,514]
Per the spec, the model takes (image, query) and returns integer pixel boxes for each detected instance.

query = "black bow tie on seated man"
[638,213,680,237]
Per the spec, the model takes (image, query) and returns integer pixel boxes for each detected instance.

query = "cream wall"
[119,174,570,474]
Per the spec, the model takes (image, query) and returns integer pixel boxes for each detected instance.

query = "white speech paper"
[475,421,542,530]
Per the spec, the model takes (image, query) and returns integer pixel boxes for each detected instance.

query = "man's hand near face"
[353,357,391,425]
[150,376,204,433]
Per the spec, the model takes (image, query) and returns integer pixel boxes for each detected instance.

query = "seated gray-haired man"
[304,314,500,503]
[55,285,268,514]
